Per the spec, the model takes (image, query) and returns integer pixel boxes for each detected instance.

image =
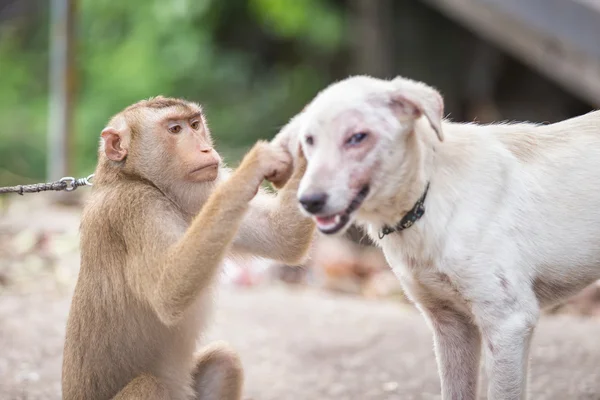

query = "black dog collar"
[378,182,430,239]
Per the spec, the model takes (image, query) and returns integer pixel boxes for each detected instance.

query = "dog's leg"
[474,287,538,400]
[422,304,481,400]
[479,310,537,400]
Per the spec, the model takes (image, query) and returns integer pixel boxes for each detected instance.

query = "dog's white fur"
[273,75,600,400]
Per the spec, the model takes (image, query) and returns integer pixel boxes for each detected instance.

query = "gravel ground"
[1,284,600,400]
[1,198,600,400]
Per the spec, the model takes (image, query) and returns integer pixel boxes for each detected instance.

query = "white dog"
[272,75,600,400]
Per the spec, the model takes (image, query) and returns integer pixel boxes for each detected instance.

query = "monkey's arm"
[126,144,270,326]
[232,152,315,265]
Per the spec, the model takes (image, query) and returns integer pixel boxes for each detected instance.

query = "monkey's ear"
[389,77,444,141]
[101,127,128,161]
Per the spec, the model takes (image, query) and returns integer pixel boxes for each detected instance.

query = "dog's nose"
[299,193,328,214]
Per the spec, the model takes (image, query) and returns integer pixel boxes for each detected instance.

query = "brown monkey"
[62,96,315,400]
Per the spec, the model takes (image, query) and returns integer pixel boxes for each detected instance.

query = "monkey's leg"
[112,373,169,400]
[192,341,244,400]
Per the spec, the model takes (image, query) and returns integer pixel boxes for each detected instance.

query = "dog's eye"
[305,135,314,146]
[347,132,368,145]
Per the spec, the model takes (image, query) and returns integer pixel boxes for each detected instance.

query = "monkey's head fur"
[95,96,225,210]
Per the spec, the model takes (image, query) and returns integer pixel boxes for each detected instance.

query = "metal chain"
[0,174,94,195]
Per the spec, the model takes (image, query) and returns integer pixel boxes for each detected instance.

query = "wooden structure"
[423,0,600,108]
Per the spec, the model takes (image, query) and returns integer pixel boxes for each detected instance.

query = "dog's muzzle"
[310,185,370,235]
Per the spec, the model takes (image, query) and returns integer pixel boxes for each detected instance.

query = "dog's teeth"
[334,214,341,224]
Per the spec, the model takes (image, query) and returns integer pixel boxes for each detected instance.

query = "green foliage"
[0,25,49,184]
[0,0,345,184]
[250,0,343,51]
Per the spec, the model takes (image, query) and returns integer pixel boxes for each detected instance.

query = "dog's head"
[280,75,444,235]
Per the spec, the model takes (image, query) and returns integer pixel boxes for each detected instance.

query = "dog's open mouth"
[314,185,370,234]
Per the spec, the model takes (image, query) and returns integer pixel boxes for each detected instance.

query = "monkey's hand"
[269,110,307,188]
[264,142,296,189]
[231,143,313,265]
[237,141,292,197]
[268,144,307,190]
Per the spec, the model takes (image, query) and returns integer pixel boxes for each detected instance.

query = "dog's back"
[491,110,600,163]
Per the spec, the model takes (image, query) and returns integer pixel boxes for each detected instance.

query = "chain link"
[0,174,94,195]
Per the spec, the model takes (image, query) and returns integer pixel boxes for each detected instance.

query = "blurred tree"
[0,0,49,184]
[0,0,346,184]
[347,0,393,78]
[2,0,588,186]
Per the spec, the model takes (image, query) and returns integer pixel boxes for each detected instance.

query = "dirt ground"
[1,197,600,400]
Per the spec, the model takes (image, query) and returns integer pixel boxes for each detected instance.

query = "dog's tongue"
[315,215,335,224]
[315,214,341,230]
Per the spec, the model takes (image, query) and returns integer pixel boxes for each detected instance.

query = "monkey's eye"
[190,120,201,130]
[168,125,182,134]
[346,132,368,146]
[305,135,314,146]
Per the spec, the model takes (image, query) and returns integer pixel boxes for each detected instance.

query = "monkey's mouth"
[189,162,220,181]
[188,162,220,183]
[190,162,219,174]
[314,185,370,235]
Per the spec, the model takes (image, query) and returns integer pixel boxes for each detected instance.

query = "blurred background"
[1,0,599,185]
[1,0,600,399]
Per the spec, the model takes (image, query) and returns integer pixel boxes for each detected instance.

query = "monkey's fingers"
[266,165,293,189]
[269,143,308,189]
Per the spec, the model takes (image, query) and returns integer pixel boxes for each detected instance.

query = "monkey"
[61,96,315,400]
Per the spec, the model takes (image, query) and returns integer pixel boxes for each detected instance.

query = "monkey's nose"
[299,193,328,214]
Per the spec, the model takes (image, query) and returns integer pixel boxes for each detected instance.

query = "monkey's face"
[160,112,222,184]
[101,99,224,194]
[133,106,222,187]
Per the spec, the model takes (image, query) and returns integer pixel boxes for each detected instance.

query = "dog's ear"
[271,107,308,160]
[388,77,444,141]
[269,111,308,189]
